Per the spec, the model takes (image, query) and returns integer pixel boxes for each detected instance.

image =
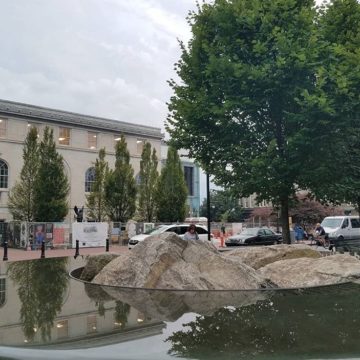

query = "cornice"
[0,99,163,139]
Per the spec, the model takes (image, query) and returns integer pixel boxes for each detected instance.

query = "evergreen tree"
[156,146,188,222]
[138,143,159,222]
[8,127,39,221]
[104,136,137,222]
[33,127,69,222]
[86,148,109,221]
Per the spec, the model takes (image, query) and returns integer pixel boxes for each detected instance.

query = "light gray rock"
[93,232,273,290]
[225,244,321,269]
[80,253,119,281]
[258,253,360,288]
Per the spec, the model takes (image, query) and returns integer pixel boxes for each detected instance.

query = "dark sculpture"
[74,206,84,222]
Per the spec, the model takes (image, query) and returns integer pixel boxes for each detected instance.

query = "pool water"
[1,257,360,360]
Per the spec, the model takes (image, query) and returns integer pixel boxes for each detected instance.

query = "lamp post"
[206,172,211,241]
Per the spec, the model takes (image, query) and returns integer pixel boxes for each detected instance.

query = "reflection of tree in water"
[114,301,131,329]
[84,283,114,317]
[166,284,360,359]
[8,258,68,342]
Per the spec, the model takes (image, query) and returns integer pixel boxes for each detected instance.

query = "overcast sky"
[0,0,197,131]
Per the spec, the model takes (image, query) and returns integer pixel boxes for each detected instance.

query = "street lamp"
[206,172,211,241]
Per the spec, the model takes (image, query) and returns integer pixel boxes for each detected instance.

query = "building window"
[0,278,5,307]
[59,127,70,145]
[0,160,8,189]
[135,173,141,185]
[87,315,97,334]
[88,132,97,150]
[137,139,146,154]
[0,118,7,137]
[184,166,194,196]
[85,167,96,192]
[56,320,68,339]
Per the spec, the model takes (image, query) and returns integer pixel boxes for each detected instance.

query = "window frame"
[59,127,71,146]
[85,167,96,193]
[0,118,7,137]
[0,160,8,189]
[88,131,98,150]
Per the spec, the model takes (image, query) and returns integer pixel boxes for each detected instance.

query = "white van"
[321,216,360,241]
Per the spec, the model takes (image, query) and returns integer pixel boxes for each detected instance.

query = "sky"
[0,0,197,131]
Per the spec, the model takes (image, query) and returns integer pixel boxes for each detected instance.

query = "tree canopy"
[166,0,360,242]
[137,142,159,222]
[199,189,244,222]
[86,148,109,222]
[104,136,137,222]
[33,127,69,222]
[156,146,188,222]
[8,127,39,221]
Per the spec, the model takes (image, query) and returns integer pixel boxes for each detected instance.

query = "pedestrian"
[183,224,199,241]
[221,223,226,236]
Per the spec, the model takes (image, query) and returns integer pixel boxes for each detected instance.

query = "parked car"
[128,224,213,249]
[225,227,282,247]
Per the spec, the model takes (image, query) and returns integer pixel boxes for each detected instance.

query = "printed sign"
[72,222,108,248]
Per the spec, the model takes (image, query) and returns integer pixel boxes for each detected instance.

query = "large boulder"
[93,232,273,290]
[258,254,360,288]
[80,253,119,281]
[225,244,320,269]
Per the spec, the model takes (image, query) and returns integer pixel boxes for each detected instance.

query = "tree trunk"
[280,195,291,244]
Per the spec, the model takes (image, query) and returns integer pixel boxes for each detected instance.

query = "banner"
[72,222,108,248]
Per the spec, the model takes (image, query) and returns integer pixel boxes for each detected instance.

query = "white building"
[0,99,163,222]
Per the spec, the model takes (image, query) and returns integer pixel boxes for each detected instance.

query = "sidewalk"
[0,245,128,262]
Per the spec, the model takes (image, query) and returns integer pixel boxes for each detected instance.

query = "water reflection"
[3,260,360,359]
[7,258,69,342]
[165,283,360,359]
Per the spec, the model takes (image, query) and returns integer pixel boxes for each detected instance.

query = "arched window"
[85,167,96,192]
[0,278,5,307]
[0,160,8,188]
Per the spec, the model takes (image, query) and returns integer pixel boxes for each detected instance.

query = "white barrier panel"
[72,222,108,248]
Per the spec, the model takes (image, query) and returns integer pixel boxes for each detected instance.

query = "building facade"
[0,99,163,222]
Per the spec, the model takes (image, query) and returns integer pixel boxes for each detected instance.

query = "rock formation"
[93,232,273,290]
[258,254,360,288]
[225,244,320,269]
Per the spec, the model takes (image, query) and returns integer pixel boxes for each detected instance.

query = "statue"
[74,206,84,222]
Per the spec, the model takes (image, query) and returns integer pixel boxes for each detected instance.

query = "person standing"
[183,224,199,240]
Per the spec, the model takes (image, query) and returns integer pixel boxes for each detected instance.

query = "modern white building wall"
[0,99,163,222]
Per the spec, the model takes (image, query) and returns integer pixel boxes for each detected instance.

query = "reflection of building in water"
[0,258,164,347]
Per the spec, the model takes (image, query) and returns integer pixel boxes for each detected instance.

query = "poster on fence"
[72,222,108,248]
[53,223,70,246]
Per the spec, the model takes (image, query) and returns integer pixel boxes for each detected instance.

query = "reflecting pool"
[1,257,360,359]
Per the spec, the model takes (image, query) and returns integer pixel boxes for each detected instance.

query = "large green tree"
[104,136,137,222]
[33,127,69,222]
[86,148,109,222]
[166,0,351,243]
[156,146,188,222]
[8,127,39,221]
[137,142,159,222]
[305,0,360,213]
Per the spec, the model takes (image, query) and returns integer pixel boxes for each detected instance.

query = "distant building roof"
[0,99,162,139]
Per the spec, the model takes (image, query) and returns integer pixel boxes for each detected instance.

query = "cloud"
[0,0,196,130]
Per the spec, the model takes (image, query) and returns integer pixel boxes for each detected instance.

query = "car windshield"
[321,218,343,229]
[143,225,167,235]
[241,228,258,236]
